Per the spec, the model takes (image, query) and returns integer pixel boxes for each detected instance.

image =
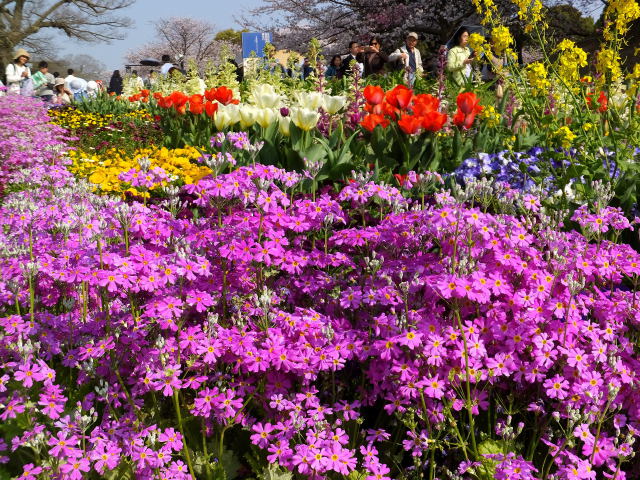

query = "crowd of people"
[2,29,500,105]
[1,48,103,104]
[324,28,502,90]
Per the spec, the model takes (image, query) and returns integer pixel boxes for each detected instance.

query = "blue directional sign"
[242,32,273,59]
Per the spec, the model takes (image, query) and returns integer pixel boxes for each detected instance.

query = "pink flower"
[544,375,569,399]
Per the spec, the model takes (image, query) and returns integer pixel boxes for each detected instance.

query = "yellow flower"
[490,26,514,57]
[603,0,640,41]
[68,145,210,197]
[511,0,545,32]
[472,0,499,25]
[596,48,622,84]
[554,40,587,87]
[554,126,576,148]
[480,105,502,128]
[469,33,489,58]
[525,62,550,96]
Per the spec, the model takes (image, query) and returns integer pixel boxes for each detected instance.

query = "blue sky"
[62,0,264,70]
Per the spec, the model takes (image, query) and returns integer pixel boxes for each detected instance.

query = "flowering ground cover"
[1,92,640,480]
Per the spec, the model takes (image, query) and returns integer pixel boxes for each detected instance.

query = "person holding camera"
[362,37,389,77]
[5,48,32,96]
[389,32,423,87]
[33,61,55,102]
[447,27,475,88]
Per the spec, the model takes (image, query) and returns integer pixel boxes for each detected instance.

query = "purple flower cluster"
[1,95,640,479]
[0,95,72,194]
[454,147,626,194]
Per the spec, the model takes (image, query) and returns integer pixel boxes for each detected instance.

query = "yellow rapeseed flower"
[554,126,576,148]
[525,62,550,96]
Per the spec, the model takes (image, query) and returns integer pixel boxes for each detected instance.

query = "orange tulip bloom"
[413,94,440,115]
[204,88,217,102]
[189,94,204,105]
[363,85,385,105]
[205,101,219,117]
[360,114,389,132]
[189,101,204,115]
[386,85,413,110]
[456,92,482,115]
[153,92,163,100]
[140,89,150,97]
[214,86,235,105]
[397,114,422,135]
[169,91,189,108]
[421,110,447,132]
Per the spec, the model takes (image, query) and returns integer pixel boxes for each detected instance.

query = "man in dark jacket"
[338,41,364,78]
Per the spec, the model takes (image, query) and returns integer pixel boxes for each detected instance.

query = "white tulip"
[239,105,259,129]
[251,84,284,109]
[256,108,278,128]
[295,91,324,111]
[323,94,347,114]
[290,107,320,131]
[279,116,291,136]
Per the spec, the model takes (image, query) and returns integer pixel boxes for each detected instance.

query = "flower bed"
[0,96,639,480]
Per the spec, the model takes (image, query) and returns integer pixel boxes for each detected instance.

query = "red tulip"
[205,101,219,117]
[169,91,188,108]
[363,85,385,105]
[394,173,408,186]
[189,101,204,115]
[457,92,482,115]
[189,94,204,105]
[204,88,217,102]
[421,110,447,132]
[397,114,422,135]
[597,91,608,113]
[214,86,235,105]
[453,110,476,129]
[360,114,389,132]
[386,85,414,110]
[413,94,440,115]
[140,89,150,97]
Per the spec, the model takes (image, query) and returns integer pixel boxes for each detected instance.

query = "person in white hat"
[52,78,72,105]
[86,80,99,97]
[389,32,423,87]
[5,48,32,95]
[68,77,88,101]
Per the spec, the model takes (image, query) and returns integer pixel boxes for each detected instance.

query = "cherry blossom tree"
[240,0,604,63]
[125,17,240,73]
[1,0,133,75]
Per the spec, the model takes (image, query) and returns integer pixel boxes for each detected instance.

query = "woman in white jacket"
[5,48,31,95]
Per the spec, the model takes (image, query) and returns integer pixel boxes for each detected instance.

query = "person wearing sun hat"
[68,76,88,101]
[5,48,32,95]
[52,77,72,105]
[389,32,423,87]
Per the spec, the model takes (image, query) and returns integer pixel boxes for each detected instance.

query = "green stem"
[173,390,196,479]
[454,307,479,459]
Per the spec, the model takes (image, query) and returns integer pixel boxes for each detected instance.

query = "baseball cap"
[407,32,419,40]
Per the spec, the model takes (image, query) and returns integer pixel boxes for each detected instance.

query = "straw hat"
[54,78,65,88]
[13,48,30,61]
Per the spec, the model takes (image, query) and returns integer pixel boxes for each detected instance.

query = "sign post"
[242,32,273,75]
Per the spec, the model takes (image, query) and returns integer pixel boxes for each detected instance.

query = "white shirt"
[160,63,174,75]
[64,74,76,90]
[5,63,30,95]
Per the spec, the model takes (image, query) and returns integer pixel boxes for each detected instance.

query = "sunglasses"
[370,42,379,45]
